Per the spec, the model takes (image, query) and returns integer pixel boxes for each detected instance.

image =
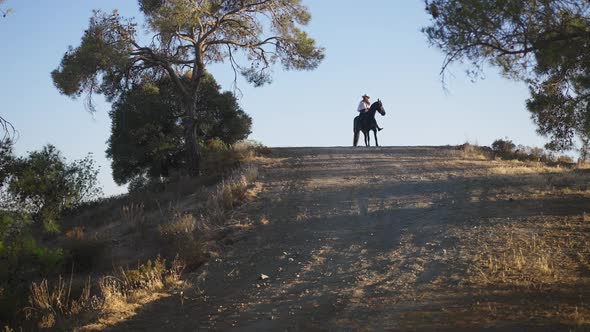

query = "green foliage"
[7,145,102,232]
[0,138,14,190]
[53,1,323,175]
[106,78,184,185]
[200,138,240,176]
[492,138,516,159]
[423,0,590,152]
[106,74,252,185]
[488,138,576,163]
[0,212,64,281]
[127,175,152,194]
[0,212,65,328]
[5,237,65,274]
[197,75,253,145]
[51,10,133,108]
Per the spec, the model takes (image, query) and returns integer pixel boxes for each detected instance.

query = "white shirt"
[357,100,370,112]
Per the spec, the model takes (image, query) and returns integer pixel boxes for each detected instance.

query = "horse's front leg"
[374,129,379,147]
[366,130,371,147]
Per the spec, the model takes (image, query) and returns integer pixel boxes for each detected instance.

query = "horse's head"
[372,99,386,116]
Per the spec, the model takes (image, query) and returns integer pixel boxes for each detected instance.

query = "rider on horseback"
[357,94,383,131]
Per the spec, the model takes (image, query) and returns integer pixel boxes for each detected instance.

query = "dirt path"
[107,147,590,331]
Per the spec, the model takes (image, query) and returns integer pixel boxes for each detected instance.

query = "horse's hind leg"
[366,131,371,147]
[353,130,359,147]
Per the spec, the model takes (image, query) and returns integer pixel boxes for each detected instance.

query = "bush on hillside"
[492,138,516,159]
[200,138,241,177]
[6,145,102,233]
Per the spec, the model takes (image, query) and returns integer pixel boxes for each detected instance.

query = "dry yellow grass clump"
[448,215,590,316]
[24,256,186,331]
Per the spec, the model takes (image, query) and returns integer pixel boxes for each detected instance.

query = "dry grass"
[488,163,566,175]
[17,159,261,330]
[4,143,269,331]
[159,213,211,268]
[259,215,270,225]
[23,256,187,330]
[444,143,492,160]
[121,202,146,233]
[159,213,200,239]
[97,256,185,319]
[155,163,261,270]
[25,276,97,329]
[205,164,259,225]
[233,140,272,160]
[109,257,181,295]
[65,226,85,241]
[456,217,590,288]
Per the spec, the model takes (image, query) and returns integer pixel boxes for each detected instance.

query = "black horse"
[353,99,386,147]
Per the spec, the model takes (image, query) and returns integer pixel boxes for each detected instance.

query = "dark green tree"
[106,73,252,185]
[8,145,102,232]
[423,0,590,152]
[106,78,184,185]
[196,74,253,145]
[52,0,324,175]
[0,138,14,190]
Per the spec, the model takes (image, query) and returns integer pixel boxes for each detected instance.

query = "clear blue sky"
[0,1,549,196]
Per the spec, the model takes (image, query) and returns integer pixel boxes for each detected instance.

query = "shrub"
[1,212,65,276]
[103,256,184,295]
[172,237,208,269]
[0,212,65,327]
[160,213,210,268]
[62,227,107,273]
[121,202,146,233]
[25,277,95,329]
[6,145,102,233]
[455,143,492,160]
[200,138,240,177]
[556,155,574,164]
[492,138,516,159]
[204,164,259,226]
[529,147,545,162]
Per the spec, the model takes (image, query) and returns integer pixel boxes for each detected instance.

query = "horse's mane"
[370,100,381,110]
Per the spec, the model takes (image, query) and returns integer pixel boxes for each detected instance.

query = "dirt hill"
[97,147,590,331]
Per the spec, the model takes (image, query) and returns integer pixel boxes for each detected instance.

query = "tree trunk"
[182,98,201,176]
[182,49,206,177]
